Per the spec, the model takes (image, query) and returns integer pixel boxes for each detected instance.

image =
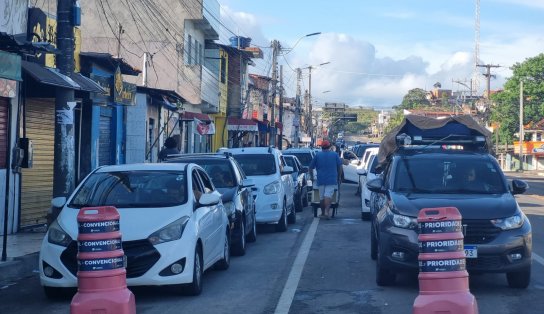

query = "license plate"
[464,245,477,258]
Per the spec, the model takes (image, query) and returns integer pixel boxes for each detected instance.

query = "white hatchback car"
[358,153,380,220]
[224,147,296,232]
[39,163,230,298]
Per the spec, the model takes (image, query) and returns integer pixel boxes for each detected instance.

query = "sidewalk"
[0,231,45,284]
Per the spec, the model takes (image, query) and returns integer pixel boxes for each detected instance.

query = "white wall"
[125,93,148,164]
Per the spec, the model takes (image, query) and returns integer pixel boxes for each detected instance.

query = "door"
[197,169,223,259]
[192,170,214,268]
[0,97,8,169]
[21,98,55,227]
[98,107,113,166]
[342,150,360,183]
[279,155,294,209]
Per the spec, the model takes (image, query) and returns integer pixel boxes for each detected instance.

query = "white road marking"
[274,217,320,314]
[533,252,544,266]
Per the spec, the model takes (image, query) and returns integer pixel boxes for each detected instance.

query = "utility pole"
[294,68,302,148]
[270,40,280,147]
[278,65,284,150]
[477,64,500,99]
[308,66,314,145]
[116,23,124,58]
[519,80,524,172]
[143,52,149,87]
[54,0,76,199]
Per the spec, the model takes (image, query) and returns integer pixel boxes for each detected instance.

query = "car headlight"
[387,208,417,229]
[47,220,73,247]
[223,201,236,217]
[491,213,524,230]
[148,216,190,245]
[264,181,280,194]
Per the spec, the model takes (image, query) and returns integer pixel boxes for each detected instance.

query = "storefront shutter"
[20,98,55,227]
[98,107,113,166]
[0,97,8,169]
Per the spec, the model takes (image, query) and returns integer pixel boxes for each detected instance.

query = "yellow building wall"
[212,115,228,151]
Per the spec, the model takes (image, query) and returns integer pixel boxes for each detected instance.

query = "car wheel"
[185,246,203,295]
[232,219,246,256]
[370,223,377,260]
[215,231,230,270]
[312,205,318,217]
[506,267,531,289]
[246,210,257,243]
[362,212,371,221]
[376,241,396,286]
[276,204,288,232]
[43,286,75,300]
[295,191,304,212]
[288,205,297,224]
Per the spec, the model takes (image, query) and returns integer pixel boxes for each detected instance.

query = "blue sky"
[217,0,544,108]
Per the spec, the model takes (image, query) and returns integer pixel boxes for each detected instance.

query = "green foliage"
[400,88,430,109]
[343,122,368,134]
[490,53,544,144]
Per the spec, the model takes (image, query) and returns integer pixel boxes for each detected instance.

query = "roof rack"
[395,133,486,147]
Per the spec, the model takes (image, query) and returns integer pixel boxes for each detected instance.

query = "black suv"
[367,116,532,289]
[167,153,257,256]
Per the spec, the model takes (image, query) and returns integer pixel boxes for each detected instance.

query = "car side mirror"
[282,166,294,175]
[51,197,67,208]
[366,178,386,194]
[512,179,528,195]
[301,166,309,174]
[241,178,255,187]
[198,191,221,206]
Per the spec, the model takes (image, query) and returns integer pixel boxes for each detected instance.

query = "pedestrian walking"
[309,140,343,219]
[159,137,180,161]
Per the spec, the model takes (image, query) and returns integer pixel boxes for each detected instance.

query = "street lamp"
[305,62,330,145]
[282,32,322,55]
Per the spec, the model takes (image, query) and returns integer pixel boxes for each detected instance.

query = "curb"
[0,252,39,284]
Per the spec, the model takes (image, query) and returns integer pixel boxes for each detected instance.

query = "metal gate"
[21,98,55,227]
[98,107,113,166]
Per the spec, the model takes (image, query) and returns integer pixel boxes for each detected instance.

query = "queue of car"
[39,146,312,298]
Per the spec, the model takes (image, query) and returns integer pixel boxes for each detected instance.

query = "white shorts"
[318,185,337,200]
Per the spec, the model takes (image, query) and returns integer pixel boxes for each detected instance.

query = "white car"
[40,163,230,298]
[225,147,296,232]
[358,154,379,220]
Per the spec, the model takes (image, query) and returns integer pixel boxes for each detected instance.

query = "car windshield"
[69,171,187,208]
[232,154,276,176]
[284,152,312,166]
[394,156,507,194]
[355,145,379,158]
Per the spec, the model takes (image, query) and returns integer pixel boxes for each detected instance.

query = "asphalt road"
[1,182,543,314]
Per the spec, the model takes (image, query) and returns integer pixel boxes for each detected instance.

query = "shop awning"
[257,120,269,132]
[137,86,184,111]
[70,73,106,93]
[22,61,106,93]
[227,117,258,132]
[181,111,211,121]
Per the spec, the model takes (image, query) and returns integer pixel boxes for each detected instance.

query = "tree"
[343,122,368,134]
[400,88,430,109]
[491,53,544,144]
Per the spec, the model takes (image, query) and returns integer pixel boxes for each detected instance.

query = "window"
[186,35,192,65]
[193,38,198,65]
[220,55,227,83]
[198,169,214,193]
[68,171,187,207]
[233,154,276,176]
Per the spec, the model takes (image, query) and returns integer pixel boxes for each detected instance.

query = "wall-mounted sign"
[0,51,22,81]
[90,73,112,102]
[113,67,136,106]
[0,78,17,98]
